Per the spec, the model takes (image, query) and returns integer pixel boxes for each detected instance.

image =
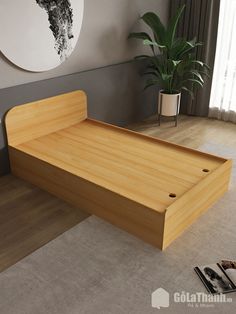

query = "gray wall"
[0,0,169,89]
[0,0,170,175]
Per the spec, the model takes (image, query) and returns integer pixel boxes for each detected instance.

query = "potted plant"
[128,5,210,125]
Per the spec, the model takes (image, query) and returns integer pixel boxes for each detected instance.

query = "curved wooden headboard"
[5,90,87,147]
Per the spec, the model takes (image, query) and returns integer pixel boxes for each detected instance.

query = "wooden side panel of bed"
[9,147,165,249]
[5,90,232,250]
[163,159,232,249]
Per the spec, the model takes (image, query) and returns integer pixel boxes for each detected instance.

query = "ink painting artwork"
[0,0,84,71]
[35,0,75,62]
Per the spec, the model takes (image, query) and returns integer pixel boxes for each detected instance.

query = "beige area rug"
[0,143,236,314]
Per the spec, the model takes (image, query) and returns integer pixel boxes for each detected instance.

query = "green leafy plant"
[128,5,210,96]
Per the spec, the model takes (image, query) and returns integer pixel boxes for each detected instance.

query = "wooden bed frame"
[5,90,232,250]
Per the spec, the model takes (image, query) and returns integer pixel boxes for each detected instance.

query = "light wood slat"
[88,119,225,166]
[60,123,220,177]
[19,137,180,210]
[59,128,194,187]
[41,131,195,188]
[5,90,87,146]
[20,128,199,186]
[16,120,225,211]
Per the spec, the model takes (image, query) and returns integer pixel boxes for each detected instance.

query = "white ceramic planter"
[158,91,181,117]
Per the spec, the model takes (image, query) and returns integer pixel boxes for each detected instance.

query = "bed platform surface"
[5,90,232,250]
[15,119,224,213]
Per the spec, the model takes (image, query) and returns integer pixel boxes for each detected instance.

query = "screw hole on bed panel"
[169,193,176,198]
[202,169,210,173]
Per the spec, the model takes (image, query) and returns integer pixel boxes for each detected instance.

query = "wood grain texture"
[8,147,165,249]
[128,114,236,150]
[15,119,226,214]
[5,90,87,146]
[5,91,232,250]
[0,175,89,273]
[163,159,232,249]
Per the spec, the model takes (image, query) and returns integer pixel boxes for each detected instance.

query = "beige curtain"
[209,0,236,124]
[209,109,236,124]
[170,0,220,116]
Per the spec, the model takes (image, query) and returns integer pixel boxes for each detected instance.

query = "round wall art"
[0,0,84,72]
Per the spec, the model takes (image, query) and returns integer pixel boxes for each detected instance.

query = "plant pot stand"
[158,112,179,127]
[158,91,181,127]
